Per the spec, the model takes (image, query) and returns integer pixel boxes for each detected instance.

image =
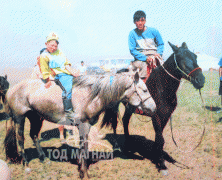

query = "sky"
[0,0,222,69]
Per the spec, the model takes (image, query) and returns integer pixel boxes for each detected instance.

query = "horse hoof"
[79,170,84,179]
[160,170,168,176]
[61,139,67,144]
[25,168,31,174]
[113,147,121,152]
[79,170,89,179]
[96,134,105,139]
[45,159,51,165]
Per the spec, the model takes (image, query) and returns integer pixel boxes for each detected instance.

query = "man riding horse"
[129,10,164,82]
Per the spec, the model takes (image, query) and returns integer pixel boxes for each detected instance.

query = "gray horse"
[4,72,156,179]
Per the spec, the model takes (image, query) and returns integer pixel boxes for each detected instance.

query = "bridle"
[162,53,202,82]
[126,78,152,108]
[0,89,8,95]
[162,53,206,153]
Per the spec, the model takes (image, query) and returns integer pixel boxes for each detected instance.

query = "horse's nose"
[195,77,200,84]
[194,76,205,88]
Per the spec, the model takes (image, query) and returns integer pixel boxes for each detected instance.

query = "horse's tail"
[101,102,120,130]
[4,109,22,163]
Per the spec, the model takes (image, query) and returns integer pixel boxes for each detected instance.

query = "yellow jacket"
[39,49,71,79]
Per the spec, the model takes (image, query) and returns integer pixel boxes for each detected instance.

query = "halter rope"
[162,53,202,82]
[170,90,207,153]
[161,53,206,153]
[126,78,152,106]
[173,54,191,81]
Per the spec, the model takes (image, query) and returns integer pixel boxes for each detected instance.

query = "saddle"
[143,55,163,83]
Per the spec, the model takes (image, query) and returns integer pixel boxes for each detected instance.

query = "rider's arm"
[128,31,147,62]
[153,28,164,56]
[39,55,53,81]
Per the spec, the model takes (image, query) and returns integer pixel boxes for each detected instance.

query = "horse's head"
[122,72,156,113]
[169,42,205,89]
[0,75,9,102]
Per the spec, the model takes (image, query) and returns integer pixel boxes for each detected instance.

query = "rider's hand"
[154,53,161,59]
[44,76,54,88]
[146,56,153,64]
[45,81,52,88]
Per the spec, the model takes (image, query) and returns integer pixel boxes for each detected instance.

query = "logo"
[46,134,114,161]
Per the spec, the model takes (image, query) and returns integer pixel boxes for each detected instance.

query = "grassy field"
[0,71,222,179]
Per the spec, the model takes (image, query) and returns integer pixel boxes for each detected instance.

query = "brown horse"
[101,42,205,175]
[4,72,156,179]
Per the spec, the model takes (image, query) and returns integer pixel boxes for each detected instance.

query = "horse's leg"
[111,104,120,151]
[122,104,135,152]
[26,111,46,162]
[102,103,120,151]
[77,122,91,179]
[16,117,29,167]
[152,111,169,174]
[122,104,135,139]
[112,115,117,135]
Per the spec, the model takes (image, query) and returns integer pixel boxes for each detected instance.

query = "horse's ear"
[168,41,179,53]
[4,75,7,80]
[181,42,188,49]
[134,71,139,83]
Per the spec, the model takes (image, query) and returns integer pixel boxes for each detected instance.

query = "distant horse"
[0,75,9,103]
[101,42,205,174]
[4,72,155,179]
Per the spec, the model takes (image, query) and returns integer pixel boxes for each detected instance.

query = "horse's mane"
[73,74,132,106]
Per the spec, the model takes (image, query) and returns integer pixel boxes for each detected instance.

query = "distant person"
[128,10,164,81]
[218,57,222,104]
[79,61,87,75]
[128,61,133,73]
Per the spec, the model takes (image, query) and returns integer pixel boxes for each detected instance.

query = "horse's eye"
[143,89,148,93]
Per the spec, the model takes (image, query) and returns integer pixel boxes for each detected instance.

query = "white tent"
[197,54,220,71]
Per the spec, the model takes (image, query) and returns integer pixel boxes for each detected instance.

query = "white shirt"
[79,65,87,75]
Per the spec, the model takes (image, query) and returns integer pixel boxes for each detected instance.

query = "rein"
[161,65,180,82]
[188,67,202,76]
[162,54,202,82]
[126,79,153,123]
[127,80,150,105]
[170,89,207,153]
[161,54,206,152]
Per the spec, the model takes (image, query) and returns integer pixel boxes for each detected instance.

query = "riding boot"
[63,98,76,125]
